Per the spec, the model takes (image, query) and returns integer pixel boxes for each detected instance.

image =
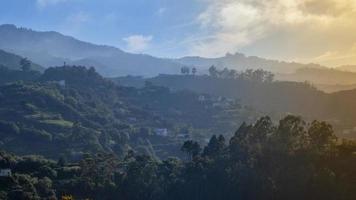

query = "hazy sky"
[1,0,356,67]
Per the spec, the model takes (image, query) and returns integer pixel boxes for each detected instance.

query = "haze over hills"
[3,24,356,92]
[0,49,43,71]
[3,0,356,198]
[0,24,183,77]
[337,65,356,73]
[275,67,356,92]
[0,24,328,77]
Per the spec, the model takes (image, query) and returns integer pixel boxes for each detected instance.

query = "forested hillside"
[0,49,43,72]
[1,116,355,200]
[0,66,260,161]
[113,68,356,138]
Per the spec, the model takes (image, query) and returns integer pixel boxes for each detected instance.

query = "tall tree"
[192,67,197,75]
[208,65,218,78]
[20,58,31,72]
[181,66,190,75]
[181,140,201,160]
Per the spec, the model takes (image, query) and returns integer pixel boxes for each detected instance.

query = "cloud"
[189,0,356,61]
[36,0,67,9]
[123,35,153,53]
[157,7,167,16]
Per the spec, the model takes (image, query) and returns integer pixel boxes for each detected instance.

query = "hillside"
[116,74,326,117]
[0,66,260,160]
[337,65,356,72]
[1,116,356,200]
[113,72,356,138]
[276,67,356,85]
[0,24,182,77]
[0,49,43,71]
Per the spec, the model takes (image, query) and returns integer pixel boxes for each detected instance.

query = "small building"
[0,169,12,177]
[198,95,206,102]
[55,80,66,88]
[155,128,168,137]
[59,80,66,87]
[177,134,190,140]
[128,117,137,122]
[213,102,230,108]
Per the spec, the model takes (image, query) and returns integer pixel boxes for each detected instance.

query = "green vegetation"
[1,56,356,199]
[1,116,355,200]
[114,70,356,139]
[0,65,258,161]
[0,66,41,84]
[0,49,43,72]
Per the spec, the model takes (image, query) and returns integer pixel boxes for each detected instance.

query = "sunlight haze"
[1,0,356,67]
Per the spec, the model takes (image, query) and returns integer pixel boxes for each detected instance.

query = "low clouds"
[123,35,153,53]
[189,0,356,66]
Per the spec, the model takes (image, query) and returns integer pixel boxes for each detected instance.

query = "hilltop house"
[0,169,12,177]
[154,128,168,137]
[54,80,66,88]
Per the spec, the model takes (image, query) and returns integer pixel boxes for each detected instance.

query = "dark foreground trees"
[1,115,356,200]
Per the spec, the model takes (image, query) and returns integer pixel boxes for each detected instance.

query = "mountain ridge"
[0,24,332,78]
[176,52,326,74]
[0,24,183,77]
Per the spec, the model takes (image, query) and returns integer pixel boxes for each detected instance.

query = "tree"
[220,68,230,79]
[57,156,67,167]
[20,58,31,72]
[181,66,190,75]
[264,71,274,83]
[192,67,197,75]
[208,65,218,78]
[307,120,336,153]
[88,66,96,75]
[181,140,201,160]
[203,135,225,158]
[239,69,274,83]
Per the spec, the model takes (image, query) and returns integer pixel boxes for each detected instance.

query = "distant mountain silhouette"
[276,67,356,85]
[176,52,325,74]
[1,24,352,82]
[337,65,356,73]
[0,24,182,77]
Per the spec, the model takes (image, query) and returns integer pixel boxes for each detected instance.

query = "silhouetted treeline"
[208,66,274,82]
[1,116,356,200]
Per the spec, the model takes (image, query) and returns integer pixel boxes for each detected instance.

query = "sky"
[0,0,356,67]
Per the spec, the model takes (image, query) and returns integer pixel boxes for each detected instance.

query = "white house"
[155,128,168,137]
[198,95,206,102]
[0,169,12,177]
[177,134,190,140]
[55,80,66,88]
[59,80,66,87]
